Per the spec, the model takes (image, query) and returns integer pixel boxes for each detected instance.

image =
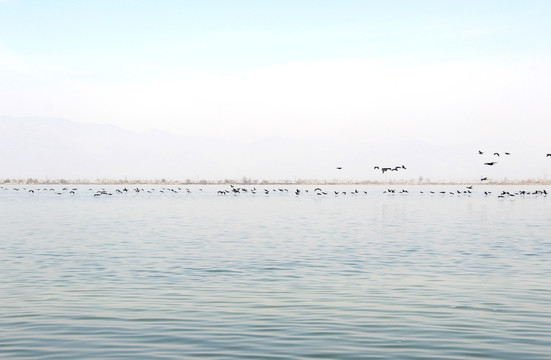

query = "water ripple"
[1,185,550,359]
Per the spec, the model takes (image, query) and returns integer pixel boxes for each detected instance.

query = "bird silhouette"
[484,162,497,166]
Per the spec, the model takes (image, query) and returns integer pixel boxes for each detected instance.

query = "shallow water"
[1,184,550,359]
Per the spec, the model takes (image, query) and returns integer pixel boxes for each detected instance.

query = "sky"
[1,1,551,180]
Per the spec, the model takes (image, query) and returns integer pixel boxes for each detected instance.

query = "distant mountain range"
[1,116,549,182]
[0,116,241,181]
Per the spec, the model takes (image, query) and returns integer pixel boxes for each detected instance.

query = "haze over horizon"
[1,1,550,181]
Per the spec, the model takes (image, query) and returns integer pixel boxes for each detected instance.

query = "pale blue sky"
[2,1,550,75]
[1,1,551,179]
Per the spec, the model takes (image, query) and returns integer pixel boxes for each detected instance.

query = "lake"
[1,184,550,359]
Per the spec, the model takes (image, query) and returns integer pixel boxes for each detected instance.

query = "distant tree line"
[2,177,550,185]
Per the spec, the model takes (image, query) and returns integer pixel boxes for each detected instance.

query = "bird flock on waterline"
[1,184,548,199]
[2,151,550,198]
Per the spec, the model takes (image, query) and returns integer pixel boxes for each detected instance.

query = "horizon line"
[2,178,551,186]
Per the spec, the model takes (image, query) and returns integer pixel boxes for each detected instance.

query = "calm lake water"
[1,184,550,359]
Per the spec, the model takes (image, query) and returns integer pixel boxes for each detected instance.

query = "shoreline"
[3,179,551,186]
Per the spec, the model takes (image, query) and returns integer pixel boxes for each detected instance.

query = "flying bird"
[484,162,497,166]
[478,150,484,154]
[493,153,500,156]
[336,167,342,170]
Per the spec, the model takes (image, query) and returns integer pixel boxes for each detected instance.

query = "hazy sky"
[1,1,551,180]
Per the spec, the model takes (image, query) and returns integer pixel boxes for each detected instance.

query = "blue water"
[1,184,550,359]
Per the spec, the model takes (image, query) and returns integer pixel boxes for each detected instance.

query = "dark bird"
[336,167,342,170]
[493,153,500,156]
[374,166,380,170]
[478,150,484,154]
[505,152,511,155]
[484,162,497,166]
[547,154,551,157]
[481,177,488,181]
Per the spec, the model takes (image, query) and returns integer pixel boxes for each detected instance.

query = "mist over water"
[1,185,550,359]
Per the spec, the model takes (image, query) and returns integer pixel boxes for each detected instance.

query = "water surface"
[1,184,550,359]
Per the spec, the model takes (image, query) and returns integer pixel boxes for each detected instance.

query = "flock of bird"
[373,165,407,174]
[212,184,551,199]
[334,150,551,182]
[2,150,550,199]
[478,150,551,181]
[0,186,202,197]
[1,183,548,199]
[477,150,512,182]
